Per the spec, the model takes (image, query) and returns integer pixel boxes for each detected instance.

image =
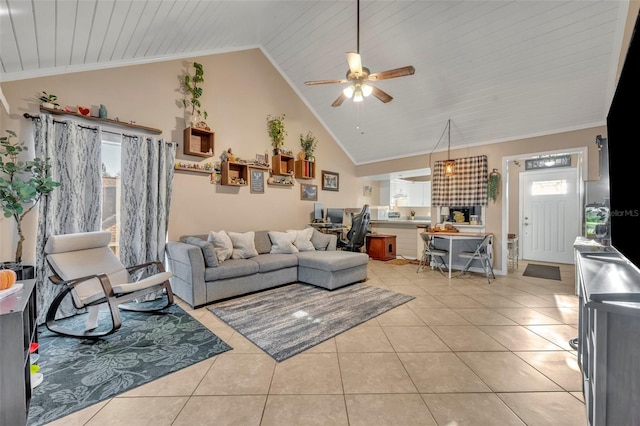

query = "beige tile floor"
[45,260,586,426]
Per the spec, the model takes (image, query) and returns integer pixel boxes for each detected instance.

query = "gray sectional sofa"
[165,228,368,308]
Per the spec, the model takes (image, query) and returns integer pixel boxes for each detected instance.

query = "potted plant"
[182,62,209,130]
[266,113,287,155]
[487,168,501,202]
[0,130,61,267]
[38,91,59,109]
[299,131,317,161]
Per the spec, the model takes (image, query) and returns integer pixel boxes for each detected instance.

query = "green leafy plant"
[182,62,208,121]
[267,113,287,150]
[38,91,59,108]
[0,130,61,262]
[487,169,500,202]
[299,131,318,158]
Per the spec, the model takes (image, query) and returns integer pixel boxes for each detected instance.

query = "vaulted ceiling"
[0,0,631,165]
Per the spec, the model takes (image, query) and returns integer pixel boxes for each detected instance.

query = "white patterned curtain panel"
[431,155,488,206]
[34,115,102,324]
[119,134,176,271]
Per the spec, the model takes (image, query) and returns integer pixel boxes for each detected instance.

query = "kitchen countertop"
[370,219,431,226]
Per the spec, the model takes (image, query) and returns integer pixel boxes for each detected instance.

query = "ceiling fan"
[304,0,415,107]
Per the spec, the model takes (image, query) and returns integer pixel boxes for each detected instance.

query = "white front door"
[520,168,580,264]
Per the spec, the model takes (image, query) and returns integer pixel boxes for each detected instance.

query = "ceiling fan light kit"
[304,0,415,107]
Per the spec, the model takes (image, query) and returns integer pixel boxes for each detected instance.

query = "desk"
[424,232,493,278]
[309,223,348,242]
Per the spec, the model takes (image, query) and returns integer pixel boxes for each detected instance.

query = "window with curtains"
[101,133,122,257]
[431,155,489,206]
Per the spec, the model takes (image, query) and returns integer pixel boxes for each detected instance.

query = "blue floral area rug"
[27,304,231,426]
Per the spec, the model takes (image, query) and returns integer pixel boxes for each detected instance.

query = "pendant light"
[444,119,455,176]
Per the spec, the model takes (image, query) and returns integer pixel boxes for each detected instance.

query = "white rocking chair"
[44,231,174,338]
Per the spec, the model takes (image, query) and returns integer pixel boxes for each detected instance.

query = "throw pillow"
[254,230,272,254]
[286,228,316,252]
[184,237,218,267]
[228,231,259,259]
[268,231,299,254]
[208,230,233,263]
[311,229,332,251]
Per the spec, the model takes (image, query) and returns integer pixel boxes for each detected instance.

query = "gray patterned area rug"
[209,283,414,362]
[27,304,231,426]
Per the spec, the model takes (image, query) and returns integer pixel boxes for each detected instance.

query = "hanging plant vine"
[487,168,501,202]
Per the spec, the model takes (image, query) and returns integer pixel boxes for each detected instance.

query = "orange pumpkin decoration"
[0,269,17,290]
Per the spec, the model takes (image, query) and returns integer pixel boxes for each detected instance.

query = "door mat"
[385,258,419,265]
[523,263,561,281]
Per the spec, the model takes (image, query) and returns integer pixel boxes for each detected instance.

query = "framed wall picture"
[322,170,339,191]
[250,169,265,194]
[300,184,318,201]
[363,185,373,197]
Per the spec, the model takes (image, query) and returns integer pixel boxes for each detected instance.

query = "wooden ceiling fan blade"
[331,93,347,107]
[346,52,362,75]
[305,78,349,85]
[368,65,415,81]
[371,85,393,103]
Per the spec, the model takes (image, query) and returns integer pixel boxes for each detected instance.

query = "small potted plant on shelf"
[266,113,287,155]
[299,131,317,162]
[38,91,59,109]
[182,62,210,130]
[0,130,61,269]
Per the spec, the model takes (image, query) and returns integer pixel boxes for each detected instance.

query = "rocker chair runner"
[44,230,174,338]
[455,234,495,284]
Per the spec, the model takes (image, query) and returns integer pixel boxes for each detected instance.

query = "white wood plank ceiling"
[0,0,629,165]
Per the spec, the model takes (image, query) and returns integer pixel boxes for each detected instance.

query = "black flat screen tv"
[607,10,640,268]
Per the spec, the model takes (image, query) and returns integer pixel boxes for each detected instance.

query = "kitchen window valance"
[432,155,488,206]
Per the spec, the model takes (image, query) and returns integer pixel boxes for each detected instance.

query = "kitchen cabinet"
[390,179,431,207]
[575,248,640,425]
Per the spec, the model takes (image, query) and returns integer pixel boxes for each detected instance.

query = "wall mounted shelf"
[268,182,295,187]
[36,107,162,134]
[183,127,214,158]
[174,166,213,175]
[221,161,248,186]
[294,159,316,179]
[272,154,294,176]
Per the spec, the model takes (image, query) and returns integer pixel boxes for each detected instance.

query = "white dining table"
[423,232,493,278]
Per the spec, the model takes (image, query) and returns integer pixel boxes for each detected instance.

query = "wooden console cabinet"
[366,234,396,261]
[1,279,37,426]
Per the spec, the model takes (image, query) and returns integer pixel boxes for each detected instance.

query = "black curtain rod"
[22,113,167,141]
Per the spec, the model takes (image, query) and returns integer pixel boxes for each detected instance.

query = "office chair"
[338,205,370,252]
[44,230,174,338]
[417,232,448,275]
[455,234,495,284]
